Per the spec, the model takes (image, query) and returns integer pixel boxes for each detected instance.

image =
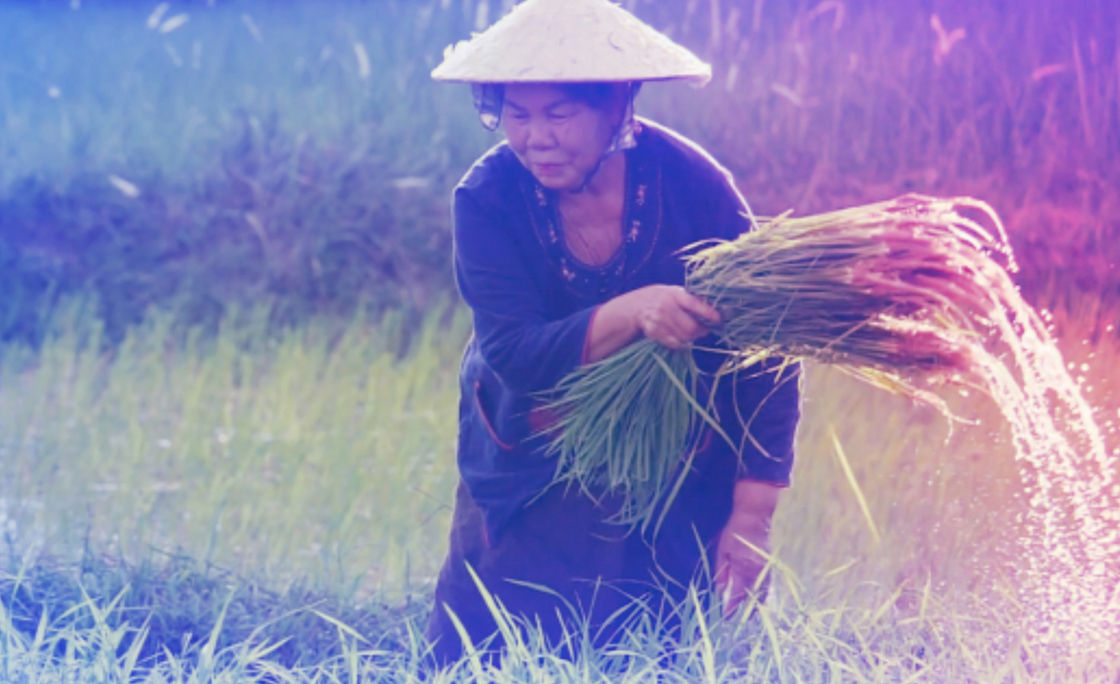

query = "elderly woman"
[426,0,800,662]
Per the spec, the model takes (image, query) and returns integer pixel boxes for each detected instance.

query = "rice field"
[1,0,1118,681]
[0,300,1115,681]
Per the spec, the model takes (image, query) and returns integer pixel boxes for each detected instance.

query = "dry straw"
[544,193,1017,529]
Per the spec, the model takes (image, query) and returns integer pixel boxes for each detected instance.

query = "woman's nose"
[525,119,555,148]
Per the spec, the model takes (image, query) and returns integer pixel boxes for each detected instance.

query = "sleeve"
[452,183,596,395]
[715,358,801,483]
[692,155,756,242]
[684,154,801,484]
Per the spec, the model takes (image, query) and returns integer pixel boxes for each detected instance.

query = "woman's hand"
[586,286,716,364]
[625,284,721,350]
[714,480,782,617]
[585,285,720,362]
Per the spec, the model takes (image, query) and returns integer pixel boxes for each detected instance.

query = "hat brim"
[431,0,712,86]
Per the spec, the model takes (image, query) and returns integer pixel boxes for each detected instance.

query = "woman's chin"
[529,164,578,191]
[535,175,577,191]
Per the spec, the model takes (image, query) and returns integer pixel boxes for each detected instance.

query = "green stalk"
[545,194,1016,531]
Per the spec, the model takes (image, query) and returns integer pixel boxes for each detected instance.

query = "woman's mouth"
[533,161,565,176]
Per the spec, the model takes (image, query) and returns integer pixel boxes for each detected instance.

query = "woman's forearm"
[731,479,782,517]
[583,293,642,363]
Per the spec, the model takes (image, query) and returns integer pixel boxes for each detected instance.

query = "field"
[1,0,1118,681]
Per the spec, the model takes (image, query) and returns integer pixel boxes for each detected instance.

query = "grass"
[0,2,487,189]
[0,301,466,599]
[2,0,1118,345]
[0,1,489,344]
[0,298,1117,681]
[1,0,1118,679]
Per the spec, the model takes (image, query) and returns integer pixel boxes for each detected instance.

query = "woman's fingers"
[678,291,722,327]
[634,285,718,348]
[638,310,692,348]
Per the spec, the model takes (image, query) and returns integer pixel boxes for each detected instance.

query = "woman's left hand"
[714,480,782,616]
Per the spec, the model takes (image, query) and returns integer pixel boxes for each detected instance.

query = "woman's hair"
[471,82,641,130]
[554,82,630,111]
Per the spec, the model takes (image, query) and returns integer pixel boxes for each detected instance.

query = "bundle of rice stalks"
[544,194,1017,529]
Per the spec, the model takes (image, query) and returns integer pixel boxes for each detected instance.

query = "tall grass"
[2,0,1117,344]
[1,302,1117,680]
[0,2,489,188]
[1,0,1118,679]
[0,1,491,344]
[634,0,1120,330]
[0,300,465,598]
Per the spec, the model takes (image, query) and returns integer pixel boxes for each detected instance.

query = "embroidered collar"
[518,139,662,302]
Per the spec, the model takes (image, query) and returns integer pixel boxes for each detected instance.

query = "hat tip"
[430,0,711,86]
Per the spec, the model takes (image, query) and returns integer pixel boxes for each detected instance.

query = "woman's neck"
[565,150,625,199]
[556,152,627,266]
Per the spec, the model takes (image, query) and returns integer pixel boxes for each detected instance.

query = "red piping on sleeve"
[734,478,791,489]
[473,380,516,451]
[580,305,603,365]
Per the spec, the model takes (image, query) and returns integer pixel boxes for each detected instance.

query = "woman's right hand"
[621,284,721,350]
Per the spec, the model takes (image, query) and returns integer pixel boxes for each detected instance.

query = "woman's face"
[501,83,622,192]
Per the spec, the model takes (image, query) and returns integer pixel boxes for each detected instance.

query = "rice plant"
[546,194,1023,528]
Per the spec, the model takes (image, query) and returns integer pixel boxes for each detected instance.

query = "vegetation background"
[0,0,1117,680]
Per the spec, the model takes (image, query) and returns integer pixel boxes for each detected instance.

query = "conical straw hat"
[431,0,711,85]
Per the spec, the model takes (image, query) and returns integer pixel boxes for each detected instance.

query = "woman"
[426,0,801,663]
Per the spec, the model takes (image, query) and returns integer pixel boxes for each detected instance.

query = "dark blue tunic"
[427,118,801,661]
